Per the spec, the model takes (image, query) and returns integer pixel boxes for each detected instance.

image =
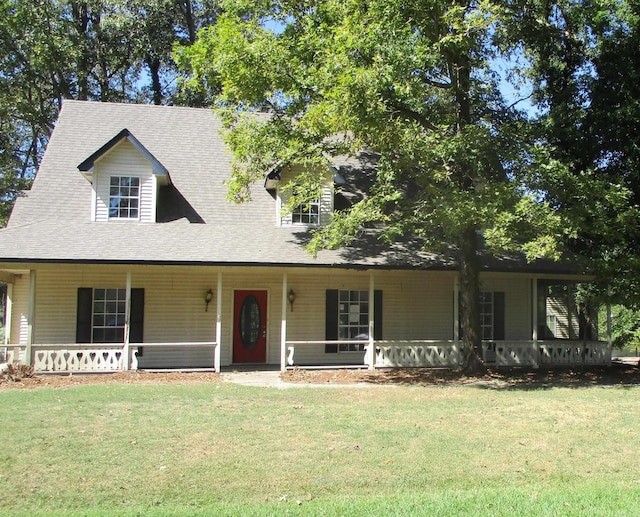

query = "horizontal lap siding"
[380,273,454,340]
[32,269,133,344]
[480,275,531,340]
[94,141,155,223]
[285,271,456,365]
[9,275,29,345]
[133,269,220,368]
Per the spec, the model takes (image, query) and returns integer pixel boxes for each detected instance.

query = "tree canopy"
[179,0,598,369]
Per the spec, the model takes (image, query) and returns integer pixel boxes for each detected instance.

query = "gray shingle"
[0,100,577,274]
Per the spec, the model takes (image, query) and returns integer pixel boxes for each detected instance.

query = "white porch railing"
[483,340,610,368]
[538,340,611,366]
[3,342,218,373]
[285,339,610,370]
[375,340,463,368]
[285,340,369,368]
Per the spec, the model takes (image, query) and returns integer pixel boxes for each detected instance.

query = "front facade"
[0,101,609,373]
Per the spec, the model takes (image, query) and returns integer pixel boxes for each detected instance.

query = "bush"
[0,363,34,383]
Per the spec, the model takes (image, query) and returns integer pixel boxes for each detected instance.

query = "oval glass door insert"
[239,295,261,349]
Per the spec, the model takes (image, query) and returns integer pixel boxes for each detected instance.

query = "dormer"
[269,164,346,228]
[78,129,171,223]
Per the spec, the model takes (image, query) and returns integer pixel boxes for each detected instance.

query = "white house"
[0,101,609,373]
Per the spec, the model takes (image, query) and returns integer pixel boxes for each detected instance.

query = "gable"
[90,139,158,223]
[276,166,335,227]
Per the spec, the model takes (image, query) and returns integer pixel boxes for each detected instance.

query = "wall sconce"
[287,288,296,311]
[204,289,213,312]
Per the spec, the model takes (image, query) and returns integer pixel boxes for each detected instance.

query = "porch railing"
[285,339,610,369]
[375,340,463,368]
[2,342,218,373]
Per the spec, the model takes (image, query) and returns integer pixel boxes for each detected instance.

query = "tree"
[511,0,640,307]
[178,0,571,372]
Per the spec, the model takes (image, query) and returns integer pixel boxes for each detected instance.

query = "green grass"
[1,381,639,515]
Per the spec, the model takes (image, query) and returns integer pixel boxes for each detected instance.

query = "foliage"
[0,362,34,383]
[177,0,582,370]
[512,0,640,306]
[603,305,640,351]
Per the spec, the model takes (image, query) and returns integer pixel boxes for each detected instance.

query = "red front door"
[233,290,268,363]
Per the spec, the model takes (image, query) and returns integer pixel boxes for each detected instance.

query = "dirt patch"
[282,362,640,389]
[1,361,639,390]
[0,370,222,390]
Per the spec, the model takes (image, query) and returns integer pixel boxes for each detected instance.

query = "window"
[325,289,382,354]
[291,199,320,225]
[479,292,494,341]
[338,290,369,352]
[459,291,505,341]
[109,176,140,219]
[76,288,144,344]
[92,288,126,343]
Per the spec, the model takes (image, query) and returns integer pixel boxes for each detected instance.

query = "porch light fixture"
[287,288,296,312]
[204,289,213,312]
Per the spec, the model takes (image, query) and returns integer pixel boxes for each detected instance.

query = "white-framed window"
[291,199,320,225]
[338,290,369,352]
[92,288,126,343]
[479,292,494,341]
[109,176,140,219]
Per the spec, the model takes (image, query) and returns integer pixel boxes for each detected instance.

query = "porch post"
[607,302,612,365]
[367,272,375,370]
[215,272,222,372]
[280,273,288,372]
[532,277,538,343]
[25,270,35,366]
[123,271,132,370]
[4,282,12,347]
[567,284,574,339]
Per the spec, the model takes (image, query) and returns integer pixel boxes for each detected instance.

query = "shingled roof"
[0,100,578,274]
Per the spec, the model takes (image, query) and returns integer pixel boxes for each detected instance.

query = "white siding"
[9,274,30,345]
[481,275,532,340]
[276,167,333,227]
[18,264,545,368]
[93,140,156,223]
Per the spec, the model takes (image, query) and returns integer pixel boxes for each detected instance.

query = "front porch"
[0,264,612,374]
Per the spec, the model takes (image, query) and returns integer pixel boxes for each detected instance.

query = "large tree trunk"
[459,224,486,373]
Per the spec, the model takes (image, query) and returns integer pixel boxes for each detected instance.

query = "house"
[0,100,610,373]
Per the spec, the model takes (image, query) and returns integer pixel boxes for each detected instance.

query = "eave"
[77,128,172,185]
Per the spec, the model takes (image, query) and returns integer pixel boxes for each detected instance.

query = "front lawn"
[1,375,639,516]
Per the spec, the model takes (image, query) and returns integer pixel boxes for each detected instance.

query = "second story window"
[109,176,140,219]
[291,199,320,225]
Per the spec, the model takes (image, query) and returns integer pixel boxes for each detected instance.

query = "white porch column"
[25,270,36,366]
[215,272,222,372]
[367,272,375,370]
[532,277,538,343]
[4,282,13,347]
[280,273,288,372]
[123,271,132,370]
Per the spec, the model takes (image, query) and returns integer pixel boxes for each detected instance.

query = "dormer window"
[109,176,140,219]
[292,199,320,225]
[78,129,172,223]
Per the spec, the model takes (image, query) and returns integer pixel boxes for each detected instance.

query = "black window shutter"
[129,288,145,343]
[493,292,505,340]
[325,289,338,353]
[76,288,93,343]
[374,290,383,340]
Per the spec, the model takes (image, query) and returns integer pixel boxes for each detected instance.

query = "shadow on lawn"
[355,362,640,390]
